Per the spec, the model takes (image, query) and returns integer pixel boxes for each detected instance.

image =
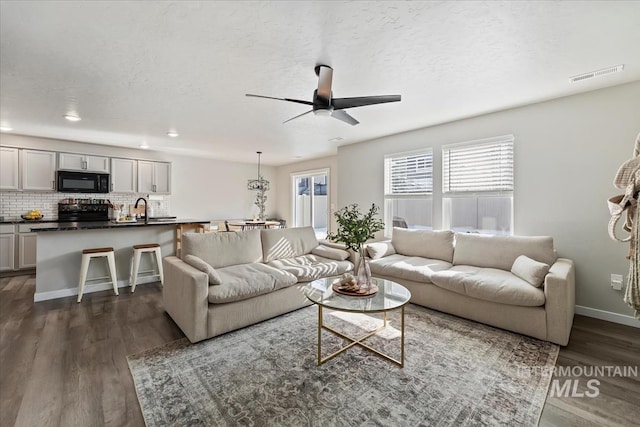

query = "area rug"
[128,305,558,426]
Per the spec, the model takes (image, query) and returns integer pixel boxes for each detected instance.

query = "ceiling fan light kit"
[246,65,401,126]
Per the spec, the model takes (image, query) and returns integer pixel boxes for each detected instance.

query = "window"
[384,149,433,236]
[442,135,514,235]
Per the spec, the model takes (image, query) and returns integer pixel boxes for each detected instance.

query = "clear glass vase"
[356,246,372,290]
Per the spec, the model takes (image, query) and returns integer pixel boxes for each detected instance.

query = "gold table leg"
[316,305,406,367]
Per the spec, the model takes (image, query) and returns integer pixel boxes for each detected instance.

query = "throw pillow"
[366,241,396,260]
[184,254,222,285]
[511,255,550,288]
[311,245,350,261]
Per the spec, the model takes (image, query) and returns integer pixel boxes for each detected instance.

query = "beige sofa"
[163,226,353,343]
[366,228,575,345]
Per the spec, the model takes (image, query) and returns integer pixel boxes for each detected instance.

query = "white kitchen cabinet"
[110,158,138,193]
[59,152,110,173]
[0,146,20,190]
[21,149,56,191]
[18,233,37,269]
[138,161,171,194]
[0,233,15,271]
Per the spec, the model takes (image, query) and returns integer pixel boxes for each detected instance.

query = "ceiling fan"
[246,65,401,126]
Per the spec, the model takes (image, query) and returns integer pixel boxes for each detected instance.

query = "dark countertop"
[1,219,59,224]
[32,219,209,232]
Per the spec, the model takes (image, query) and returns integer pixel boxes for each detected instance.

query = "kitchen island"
[33,219,208,302]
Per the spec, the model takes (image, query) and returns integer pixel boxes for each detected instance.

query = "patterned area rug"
[128,305,558,426]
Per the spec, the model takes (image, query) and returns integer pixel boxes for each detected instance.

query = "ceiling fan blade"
[246,94,313,106]
[282,110,313,124]
[332,95,401,110]
[316,65,333,102]
[331,110,359,126]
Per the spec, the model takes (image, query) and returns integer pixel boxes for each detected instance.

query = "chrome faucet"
[134,197,148,223]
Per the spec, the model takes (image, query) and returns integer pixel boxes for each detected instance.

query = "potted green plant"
[327,203,385,290]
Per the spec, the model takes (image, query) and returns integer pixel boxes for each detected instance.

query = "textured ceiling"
[1,1,639,166]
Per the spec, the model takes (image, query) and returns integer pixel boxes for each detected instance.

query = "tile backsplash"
[0,191,171,221]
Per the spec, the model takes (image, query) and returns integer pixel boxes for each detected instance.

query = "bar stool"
[130,243,164,292]
[77,247,118,302]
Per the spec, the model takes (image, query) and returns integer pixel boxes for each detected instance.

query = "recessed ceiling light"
[0,125,13,132]
[139,142,150,149]
[64,114,82,122]
[167,130,179,137]
[328,137,344,142]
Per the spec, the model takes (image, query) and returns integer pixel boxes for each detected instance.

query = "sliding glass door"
[292,169,329,239]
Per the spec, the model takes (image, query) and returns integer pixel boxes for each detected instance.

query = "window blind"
[443,137,513,192]
[385,150,433,195]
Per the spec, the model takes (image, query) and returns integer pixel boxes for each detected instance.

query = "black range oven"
[58,203,110,222]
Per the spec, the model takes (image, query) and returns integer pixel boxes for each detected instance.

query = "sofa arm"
[163,256,210,343]
[543,258,575,346]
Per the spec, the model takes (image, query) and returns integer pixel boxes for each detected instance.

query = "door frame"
[290,168,331,235]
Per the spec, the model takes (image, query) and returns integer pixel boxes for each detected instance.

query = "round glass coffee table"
[304,276,411,367]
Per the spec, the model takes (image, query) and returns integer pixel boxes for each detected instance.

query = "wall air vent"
[569,64,624,83]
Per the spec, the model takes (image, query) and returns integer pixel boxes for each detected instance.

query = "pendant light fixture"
[247,151,269,191]
[247,151,270,220]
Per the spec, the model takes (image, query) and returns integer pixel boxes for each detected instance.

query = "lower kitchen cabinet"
[0,223,55,272]
[18,233,37,269]
[0,233,15,271]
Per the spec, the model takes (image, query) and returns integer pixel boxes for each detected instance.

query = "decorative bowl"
[21,214,43,221]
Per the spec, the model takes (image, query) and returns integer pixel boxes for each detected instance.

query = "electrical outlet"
[611,274,623,291]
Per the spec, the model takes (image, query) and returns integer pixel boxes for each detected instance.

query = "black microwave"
[57,171,110,193]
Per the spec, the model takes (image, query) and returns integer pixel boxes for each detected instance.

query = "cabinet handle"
[111,183,114,191]
[153,184,156,192]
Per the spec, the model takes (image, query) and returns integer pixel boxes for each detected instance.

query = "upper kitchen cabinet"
[21,150,56,191]
[138,161,171,194]
[0,147,20,190]
[110,158,137,193]
[59,152,110,173]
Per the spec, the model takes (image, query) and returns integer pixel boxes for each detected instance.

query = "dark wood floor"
[1,274,638,427]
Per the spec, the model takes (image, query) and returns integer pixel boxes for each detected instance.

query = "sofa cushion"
[182,230,263,268]
[261,226,319,262]
[369,254,452,283]
[208,263,298,304]
[184,254,222,285]
[267,254,353,282]
[430,265,546,307]
[391,228,455,262]
[311,245,350,261]
[511,255,550,288]
[366,241,396,260]
[453,233,557,271]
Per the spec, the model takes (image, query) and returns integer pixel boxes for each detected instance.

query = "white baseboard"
[575,305,640,328]
[34,275,160,302]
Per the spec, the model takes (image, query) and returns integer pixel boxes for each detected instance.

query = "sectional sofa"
[163,225,575,346]
[163,226,353,343]
[366,228,575,345]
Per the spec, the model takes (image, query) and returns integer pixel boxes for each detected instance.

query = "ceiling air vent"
[569,64,624,83]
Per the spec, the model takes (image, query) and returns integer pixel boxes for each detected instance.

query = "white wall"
[275,156,338,233]
[170,154,277,220]
[0,134,278,221]
[337,81,640,318]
